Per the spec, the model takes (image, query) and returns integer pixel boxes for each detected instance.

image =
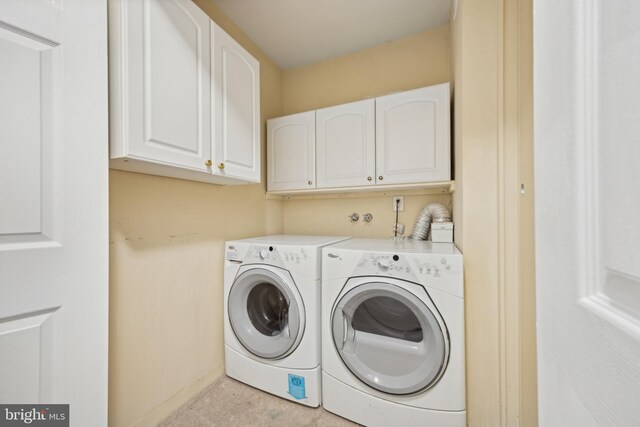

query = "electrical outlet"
[392,196,404,212]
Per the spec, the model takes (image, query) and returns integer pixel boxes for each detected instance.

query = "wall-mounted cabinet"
[375,85,450,184]
[316,99,376,189]
[267,83,450,194]
[109,0,260,185]
[267,111,316,191]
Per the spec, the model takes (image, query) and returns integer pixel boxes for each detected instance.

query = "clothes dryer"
[322,238,465,425]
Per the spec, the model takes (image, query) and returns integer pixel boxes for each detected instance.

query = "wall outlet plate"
[392,196,404,212]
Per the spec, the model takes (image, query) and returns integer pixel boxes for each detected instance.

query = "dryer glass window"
[247,282,289,336]
[352,296,423,343]
[332,281,448,395]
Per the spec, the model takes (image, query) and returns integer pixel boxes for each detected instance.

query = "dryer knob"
[377,260,390,270]
[259,249,268,260]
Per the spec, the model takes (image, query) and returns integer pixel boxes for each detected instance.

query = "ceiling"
[212,0,451,69]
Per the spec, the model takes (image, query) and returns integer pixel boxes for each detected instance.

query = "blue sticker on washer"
[287,374,306,400]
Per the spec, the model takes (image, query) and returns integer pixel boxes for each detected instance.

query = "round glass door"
[228,267,303,359]
[331,281,448,395]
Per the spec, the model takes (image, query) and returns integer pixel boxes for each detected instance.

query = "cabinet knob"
[378,176,384,181]
[367,176,372,181]
[218,163,225,170]
[205,160,212,167]
[307,180,313,185]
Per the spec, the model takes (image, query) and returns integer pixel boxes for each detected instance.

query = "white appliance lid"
[325,238,461,256]
[229,234,350,247]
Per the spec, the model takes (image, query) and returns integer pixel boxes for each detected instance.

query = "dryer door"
[228,266,304,359]
[331,280,449,395]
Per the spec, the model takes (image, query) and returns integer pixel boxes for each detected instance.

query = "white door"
[535,1,640,425]
[0,0,108,424]
[110,0,211,172]
[316,99,375,189]
[212,23,260,182]
[267,111,316,192]
[375,84,450,185]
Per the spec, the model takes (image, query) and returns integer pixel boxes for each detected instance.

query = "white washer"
[224,235,350,407]
[321,238,466,426]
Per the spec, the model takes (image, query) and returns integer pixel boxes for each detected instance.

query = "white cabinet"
[267,112,315,191]
[212,23,260,183]
[375,84,450,184]
[266,83,450,194]
[316,99,376,189]
[109,0,260,185]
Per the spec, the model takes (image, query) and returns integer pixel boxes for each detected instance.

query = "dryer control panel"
[352,253,419,283]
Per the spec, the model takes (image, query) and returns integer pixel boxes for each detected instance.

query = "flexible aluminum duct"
[410,202,451,240]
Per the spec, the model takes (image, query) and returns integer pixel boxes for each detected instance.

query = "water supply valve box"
[431,222,454,243]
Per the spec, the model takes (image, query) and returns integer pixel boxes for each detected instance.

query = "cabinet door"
[212,23,260,182]
[316,99,375,189]
[375,83,450,184]
[267,112,315,191]
[111,0,211,171]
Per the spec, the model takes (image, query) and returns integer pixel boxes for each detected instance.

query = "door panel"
[535,0,640,424]
[375,84,450,185]
[113,0,211,170]
[0,26,60,247]
[212,23,260,182]
[316,99,375,188]
[0,0,108,423]
[267,112,316,191]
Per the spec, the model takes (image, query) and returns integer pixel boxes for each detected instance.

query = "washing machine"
[224,235,350,407]
[321,238,465,426]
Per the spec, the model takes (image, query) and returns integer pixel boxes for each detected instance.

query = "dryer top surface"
[325,238,461,256]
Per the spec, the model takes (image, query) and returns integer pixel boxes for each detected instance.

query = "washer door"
[331,281,448,395]
[228,267,303,359]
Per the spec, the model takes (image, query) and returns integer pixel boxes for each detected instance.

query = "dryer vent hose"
[410,202,451,240]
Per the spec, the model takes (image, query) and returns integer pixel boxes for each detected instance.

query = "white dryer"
[321,238,465,426]
[224,235,350,407]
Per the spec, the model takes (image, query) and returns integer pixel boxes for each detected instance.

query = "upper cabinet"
[376,84,450,185]
[267,112,316,191]
[109,0,260,185]
[266,83,451,193]
[316,99,376,189]
[212,24,260,183]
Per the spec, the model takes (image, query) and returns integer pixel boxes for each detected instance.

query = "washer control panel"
[234,244,310,267]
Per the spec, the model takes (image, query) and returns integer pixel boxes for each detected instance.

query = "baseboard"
[129,365,225,427]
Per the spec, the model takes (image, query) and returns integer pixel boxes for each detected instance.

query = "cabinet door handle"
[205,160,212,167]
[367,176,372,181]
[378,175,384,181]
[307,180,313,185]
[218,163,225,170]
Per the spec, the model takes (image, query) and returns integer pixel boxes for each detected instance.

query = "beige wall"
[282,26,452,238]
[451,0,537,425]
[451,1,502,423]
[283,192,451,238]
[282,26,450,115]
[108,2,284,426]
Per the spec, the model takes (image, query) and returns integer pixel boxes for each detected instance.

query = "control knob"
[259,249,268,260]
[377,259,390,271]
